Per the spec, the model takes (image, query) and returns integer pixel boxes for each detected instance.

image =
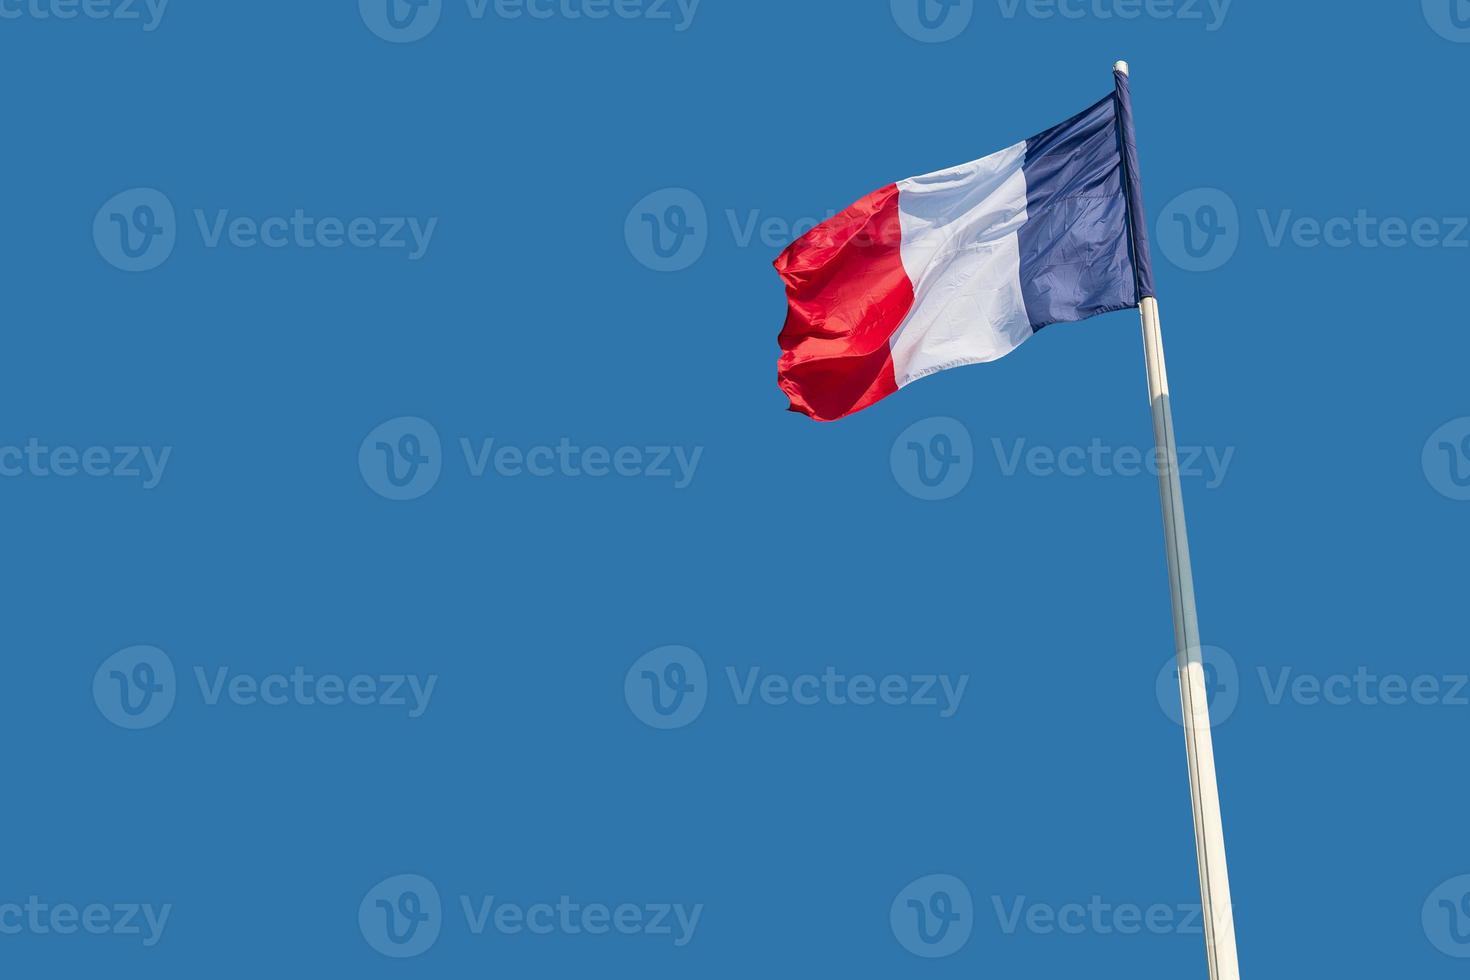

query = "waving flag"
[772,62,1245,980]
[775,69,1153,421]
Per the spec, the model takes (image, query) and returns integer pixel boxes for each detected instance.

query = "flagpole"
[1113,61,1241,980]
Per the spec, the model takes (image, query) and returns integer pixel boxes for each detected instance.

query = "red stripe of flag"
[774,184,914,422]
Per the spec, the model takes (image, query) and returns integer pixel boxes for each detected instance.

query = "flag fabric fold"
[775,70,1154,422]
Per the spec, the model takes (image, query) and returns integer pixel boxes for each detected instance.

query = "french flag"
[775,69,1155,421]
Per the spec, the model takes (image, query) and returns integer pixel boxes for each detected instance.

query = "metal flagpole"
[1113,60,1241,980]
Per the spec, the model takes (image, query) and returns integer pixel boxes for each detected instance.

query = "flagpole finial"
[1114,60,1129,76]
